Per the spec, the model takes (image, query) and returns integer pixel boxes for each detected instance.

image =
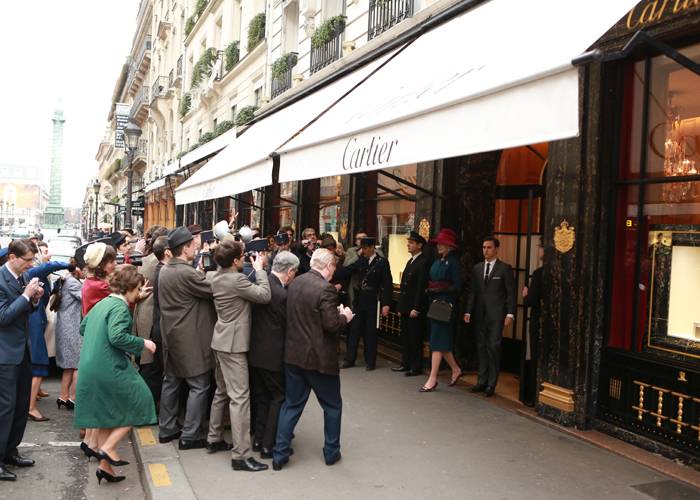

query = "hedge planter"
[235,106,258,126]
[272,52,298,81]
[247,13,266,51]
[225,41,240,72]
[191,47,217,88]
[179,92,192,118]
[311,15,346,49]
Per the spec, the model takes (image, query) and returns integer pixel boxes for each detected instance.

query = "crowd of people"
[0,218,543,483]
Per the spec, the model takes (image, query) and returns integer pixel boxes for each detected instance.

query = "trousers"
[345,305,378,368]
[250,367,285,451]
[207,351,250,460]
[0,348,31,461]
[400,314,424,372]
[159,372,210,440]
[273,365,341,464]
[475,317,505,388]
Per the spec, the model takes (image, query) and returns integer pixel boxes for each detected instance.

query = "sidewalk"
[132,358,700,500]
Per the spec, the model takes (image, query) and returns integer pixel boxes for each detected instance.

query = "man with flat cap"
[157,226,217,449]
[340,237,392,371]
[393,231,431,377]
[110,231,131,263]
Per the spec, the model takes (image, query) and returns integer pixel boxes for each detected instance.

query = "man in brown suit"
[207,241,271,472]
[272,249,353,471]
[157,227,216,449]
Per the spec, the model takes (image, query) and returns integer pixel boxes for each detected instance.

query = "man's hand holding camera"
[23,277,44,304]
[250,252,267,271]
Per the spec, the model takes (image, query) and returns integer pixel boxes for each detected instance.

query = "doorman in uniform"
[392,231,430,377]
[341,237,392,371]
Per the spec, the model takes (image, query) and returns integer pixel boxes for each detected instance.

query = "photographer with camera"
[207,241,271,472]
[295,228,318,275]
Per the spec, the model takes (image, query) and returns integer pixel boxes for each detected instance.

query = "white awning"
[175,49,400,205]
[277,0,638,182]
[179,127,237,168]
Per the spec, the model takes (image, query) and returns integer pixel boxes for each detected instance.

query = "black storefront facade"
[176,2,700,464]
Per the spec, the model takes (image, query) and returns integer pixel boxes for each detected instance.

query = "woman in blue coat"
[27,242,71,421]
[420,229,464,392]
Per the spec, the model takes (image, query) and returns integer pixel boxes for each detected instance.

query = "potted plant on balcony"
[247,13,266,51]
[225,41,240,72]
[311,15,346,49]
[272,52,298,82]
[215,120,234,136]
[191,48,218,88]
[235,106,258,127]
[179,92,192,118]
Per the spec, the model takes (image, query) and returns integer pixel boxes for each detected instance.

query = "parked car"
[49,234,83,248]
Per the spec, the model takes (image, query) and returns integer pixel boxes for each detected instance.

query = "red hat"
[430,228,458,248]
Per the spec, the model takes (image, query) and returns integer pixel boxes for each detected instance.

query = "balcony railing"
[130,85,150,118]
[134,138,148,160]
[271,52,298,99]
[368,0,413,40]
[170,55,184,89]
[151,76,170,103]
[214,50,225,80]
[310,27,344,75]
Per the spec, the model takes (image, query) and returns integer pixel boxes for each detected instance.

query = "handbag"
[426,299,453,323]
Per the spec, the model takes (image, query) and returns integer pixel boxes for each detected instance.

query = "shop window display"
[319,176,341,240]
[609,44,700,359]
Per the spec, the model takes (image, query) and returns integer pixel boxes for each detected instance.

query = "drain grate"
[631,479,700,499]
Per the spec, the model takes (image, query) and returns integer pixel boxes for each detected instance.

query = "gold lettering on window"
[626,0,700,29]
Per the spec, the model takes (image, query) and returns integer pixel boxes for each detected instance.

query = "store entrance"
[484,145,547,404]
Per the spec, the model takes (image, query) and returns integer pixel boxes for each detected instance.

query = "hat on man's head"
[168,226,193,249]
[187,224,202,236]
[407,230,427,246]
[359,237,376,248]
[274,233,289,246]
[84,242,107,267]
[110,232,126,249]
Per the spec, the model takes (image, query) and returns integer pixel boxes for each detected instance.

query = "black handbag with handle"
[426,299,453,323]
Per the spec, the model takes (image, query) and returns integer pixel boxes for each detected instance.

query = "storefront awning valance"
[175,49,401,206]
[179,127,237,169]
[277,0,639,182]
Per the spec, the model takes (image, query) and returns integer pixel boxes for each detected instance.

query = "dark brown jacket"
[285,269,347,375]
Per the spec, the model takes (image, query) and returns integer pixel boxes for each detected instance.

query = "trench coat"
[73,295,156,429]
[133,253,158,364]
[157,258,216,378]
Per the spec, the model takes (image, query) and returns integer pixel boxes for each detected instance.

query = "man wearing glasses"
[0,239,45,481]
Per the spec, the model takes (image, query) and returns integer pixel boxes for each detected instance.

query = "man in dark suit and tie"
[0,239,45,481]
[464,236,516,397]
[392,231,430,377]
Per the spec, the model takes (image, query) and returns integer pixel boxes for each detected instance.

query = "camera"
[243,239,269,262]
[200,252,217,272]
[116,252,143,266]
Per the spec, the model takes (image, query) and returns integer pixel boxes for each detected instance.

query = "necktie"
[484,262,490,284]
[18,274,25,288]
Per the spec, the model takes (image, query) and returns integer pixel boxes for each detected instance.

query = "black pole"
[125,151,134,229]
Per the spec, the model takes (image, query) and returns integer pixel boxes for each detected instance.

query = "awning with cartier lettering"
[276,0,639,182]
[175,49,400,206]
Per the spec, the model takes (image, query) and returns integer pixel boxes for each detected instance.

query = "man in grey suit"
[207,241,271,472]
[464,236,516,397]
[158,227,217,450]
[0,239,45,481]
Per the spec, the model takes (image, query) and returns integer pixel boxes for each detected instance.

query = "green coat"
[74,295,156,429]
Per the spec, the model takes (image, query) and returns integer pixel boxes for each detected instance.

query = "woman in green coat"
[74,265,156,484]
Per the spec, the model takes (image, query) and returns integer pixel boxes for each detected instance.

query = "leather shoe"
[261,447,293,459]
[0,465,16,481]
[405,370,421,377]
[470,384,487,393]
[231,457,268,472]
[341,361,355,369]
[325,452,342,466]
[391,365,409,372]
[272,457,288,471]
[178,438,207,450]
[365,366,375,371]
[206,441,232,454]
[484,386,495,397]
[158,431,181,444]
[4,455,34,467]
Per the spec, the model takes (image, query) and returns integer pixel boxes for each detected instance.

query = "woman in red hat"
[420,229,464,392]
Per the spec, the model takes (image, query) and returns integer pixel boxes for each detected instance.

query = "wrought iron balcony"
[130,85,150,124]
[368,0,413,40]
[310,25,344,75]
[271,52,298,99]
[214,50,225,80]
[150,76,170,103]
[170,55,183,89]
[126,36,152,94]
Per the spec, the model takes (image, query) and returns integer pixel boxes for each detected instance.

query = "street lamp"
[93,179,100,234]
[124,120,142,230]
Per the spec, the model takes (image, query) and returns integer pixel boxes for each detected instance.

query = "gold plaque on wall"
[554,220,575,253]
[418,218,430,240]
[340,221,348,241]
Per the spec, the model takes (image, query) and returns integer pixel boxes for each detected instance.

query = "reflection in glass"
[319,176,341,236]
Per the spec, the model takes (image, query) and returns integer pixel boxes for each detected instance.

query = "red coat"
[81,277,110,317]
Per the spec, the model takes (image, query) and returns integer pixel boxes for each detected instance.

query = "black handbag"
[426,300,453,323]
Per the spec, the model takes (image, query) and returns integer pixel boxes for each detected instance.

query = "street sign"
[132,196,145,208]
[115,102,130,148]
[132,208,145,216]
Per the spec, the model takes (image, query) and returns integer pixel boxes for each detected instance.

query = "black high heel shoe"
[80,442,100,461]
[448,371,464,387]
[96,468,125,484]
[57,398,75,410]
[96,450,130,466]
[419,381,439,392]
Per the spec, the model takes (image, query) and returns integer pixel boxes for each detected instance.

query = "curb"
[131,426,198,500]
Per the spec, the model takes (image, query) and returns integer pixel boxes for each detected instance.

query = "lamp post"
[124,120,142,230]
[93,179,100,234]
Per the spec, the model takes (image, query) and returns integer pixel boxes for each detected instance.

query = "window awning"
[277,0,638,182]
[179,127,237,169]
[175,49,401,206]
